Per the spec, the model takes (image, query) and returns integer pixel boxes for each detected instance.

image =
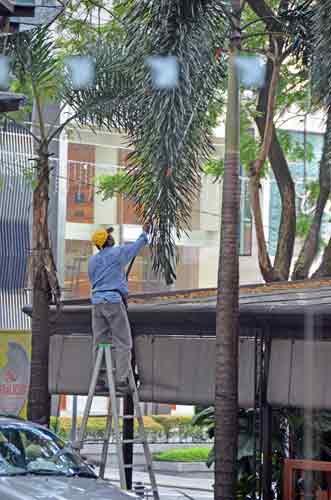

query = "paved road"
[103,466,214,500]
[85,443,214,499]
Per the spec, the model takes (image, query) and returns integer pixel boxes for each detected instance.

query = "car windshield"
[0,423,96,477]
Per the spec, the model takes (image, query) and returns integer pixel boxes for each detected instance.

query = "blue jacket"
[88,232,148,304]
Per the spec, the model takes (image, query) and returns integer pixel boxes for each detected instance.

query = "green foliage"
[312,0,331,105]
[153,447,210,463]
[240,108,261,175]
[193,406,289,497]
[202,158,224,180]
[97,170,133,200]
[56,0,126,55]
[96,0,228,284]
[50,415,163,440]
[203,118,315,182]
[152,415,193,441]
[50,414,213,442]
[297,213,312,238]
[306,180,320,204]
[296,181,321,240]
[192,406,215,440]
[12,26,63,107]
[65,41,134,132]
[277,130,314,163]
[287,410,331,460]
[236,474,257,500]
[31,1,323,285]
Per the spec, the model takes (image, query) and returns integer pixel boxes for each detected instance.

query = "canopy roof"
[23,278,331,339]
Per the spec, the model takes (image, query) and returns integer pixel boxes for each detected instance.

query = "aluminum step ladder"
[74,343,159,500]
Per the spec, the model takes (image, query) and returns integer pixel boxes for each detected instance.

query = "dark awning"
[0,92,26,112]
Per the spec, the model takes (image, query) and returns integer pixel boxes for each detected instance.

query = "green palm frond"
[117,0,228,284]
[11,26,62,99]
[64,43,134,132]
[279,0,315,65]
[312,0,331,104]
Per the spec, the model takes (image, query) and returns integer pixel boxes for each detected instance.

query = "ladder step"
[122,415,135,419]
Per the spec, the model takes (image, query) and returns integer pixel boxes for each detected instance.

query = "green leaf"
[97,171,133,200]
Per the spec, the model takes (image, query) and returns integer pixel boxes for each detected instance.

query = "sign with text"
[0,331,31,418]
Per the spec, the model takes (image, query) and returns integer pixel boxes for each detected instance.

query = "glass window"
[0,423,95,478]
[268,131,324,256]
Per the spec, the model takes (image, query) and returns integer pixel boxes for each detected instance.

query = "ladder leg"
[76,347,104,449]
[105,346,127,491]
[99,397,113,479]
[128,369,160,500]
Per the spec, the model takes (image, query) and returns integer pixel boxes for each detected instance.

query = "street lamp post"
[215,0,241,498]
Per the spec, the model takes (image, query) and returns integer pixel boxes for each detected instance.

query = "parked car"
[0,415,136,500]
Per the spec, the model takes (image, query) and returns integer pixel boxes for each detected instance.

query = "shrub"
[50,416,163,441]
[152,415,193,440]
[152,415,210,442]
[153,447,211,462]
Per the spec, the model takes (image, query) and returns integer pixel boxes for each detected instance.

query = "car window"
[0,423,95,477]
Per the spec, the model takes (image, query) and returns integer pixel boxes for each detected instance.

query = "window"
[0,423,96,478]
[74,192,85,203]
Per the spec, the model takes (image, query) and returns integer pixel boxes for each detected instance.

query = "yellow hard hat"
[91,228,108,248]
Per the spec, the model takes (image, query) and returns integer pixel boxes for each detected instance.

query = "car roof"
[0,415,46,431]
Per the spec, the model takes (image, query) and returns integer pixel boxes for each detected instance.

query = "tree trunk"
[215,2,240,497]
[249,174,276,282]
[28,267,51,424]
[292,107,331,280]
[28,145,58,425]
[254,61,296,282]
[312,237,331,278]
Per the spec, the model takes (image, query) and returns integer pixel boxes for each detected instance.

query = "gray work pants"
[92,301,132,383]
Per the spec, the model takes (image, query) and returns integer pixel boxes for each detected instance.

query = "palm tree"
[214,2,241,497]
[7,25,131,424]
[103,0,228,284]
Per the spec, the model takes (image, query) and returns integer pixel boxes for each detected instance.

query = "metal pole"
[261,330,272,499]
[123,378,134,489]
[71,395,78,442]
[120,217,134,489]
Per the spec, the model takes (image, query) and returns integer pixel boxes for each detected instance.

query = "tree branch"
[246,0,280,32]
[295,107,331,279]
[312,238,331,279]
[252,55,296,281]
[46,111,78,144]
[252,41,280,177]
[249,176,275,281]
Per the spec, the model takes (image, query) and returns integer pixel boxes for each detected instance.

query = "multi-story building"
[61,126,261,301]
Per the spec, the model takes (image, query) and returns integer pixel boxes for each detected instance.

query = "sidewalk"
[104,467,214,493]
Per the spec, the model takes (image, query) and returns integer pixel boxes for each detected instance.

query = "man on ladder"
[88,223,150,393]
[80,223,159,500]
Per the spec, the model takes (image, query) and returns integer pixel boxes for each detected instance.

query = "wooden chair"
[284,459,331,500]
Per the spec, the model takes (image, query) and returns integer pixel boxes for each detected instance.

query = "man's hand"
[143,222,151,233]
